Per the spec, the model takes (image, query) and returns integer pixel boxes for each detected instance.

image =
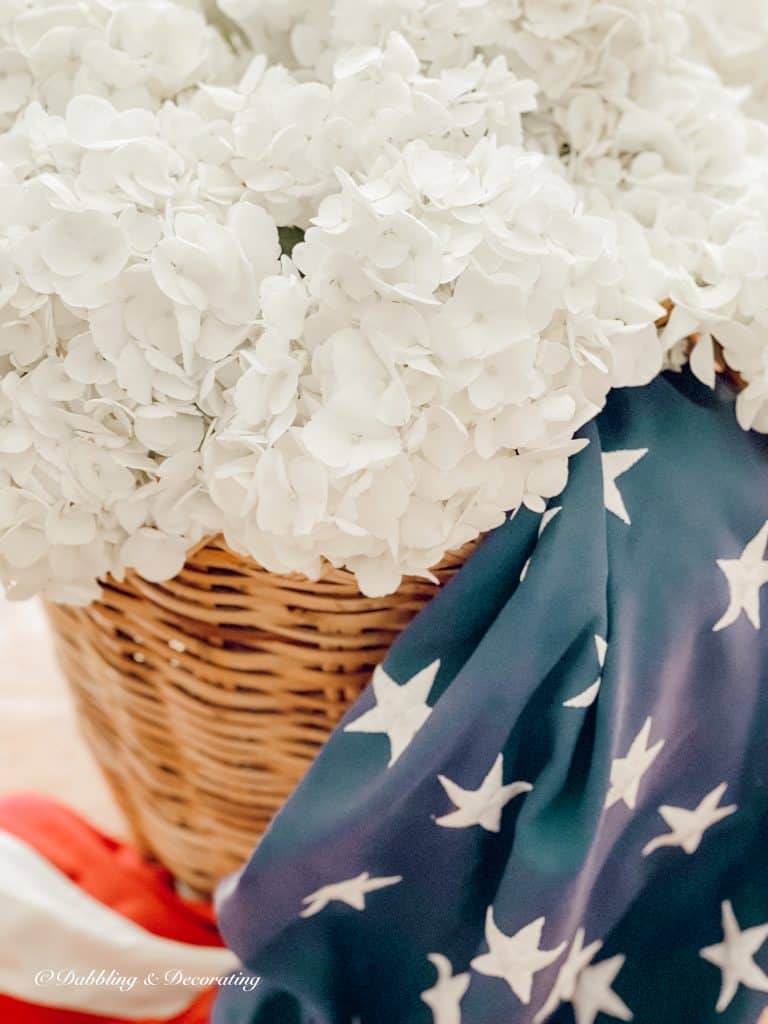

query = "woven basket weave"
[45,536,474,894]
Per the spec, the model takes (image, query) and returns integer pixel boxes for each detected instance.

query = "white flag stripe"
[0,830,239,1018]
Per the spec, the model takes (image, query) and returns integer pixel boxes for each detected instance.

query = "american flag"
[0,794,237,1024]
[216,370,768,1024]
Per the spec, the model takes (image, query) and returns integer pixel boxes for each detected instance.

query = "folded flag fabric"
[0,793,238,1024]
[216,371,768,1024]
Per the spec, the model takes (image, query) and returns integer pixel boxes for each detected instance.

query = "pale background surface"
[0,596,125,836]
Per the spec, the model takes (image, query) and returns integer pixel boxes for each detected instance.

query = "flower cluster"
[0,0,233,133]
[690,0,768,120]
[216,0,768,428]
[0,0,766,601]
[205,131,662,592]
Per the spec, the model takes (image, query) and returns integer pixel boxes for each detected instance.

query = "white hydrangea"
[500,0,768,433]
[183,32,538,228]
[0,85,286,602]
[0,0,235,132]
[689,0,768,120]
[220,0,768,435]
[202,127,663,594]
[0,0,766,602]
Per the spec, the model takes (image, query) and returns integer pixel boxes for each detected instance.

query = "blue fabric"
[214,371,768,1024]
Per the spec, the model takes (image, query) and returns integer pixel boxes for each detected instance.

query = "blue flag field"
[215,372,768,1024]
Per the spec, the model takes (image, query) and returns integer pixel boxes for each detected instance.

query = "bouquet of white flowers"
[0,0,766,604]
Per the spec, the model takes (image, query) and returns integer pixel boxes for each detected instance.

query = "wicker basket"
[45,536,474,894]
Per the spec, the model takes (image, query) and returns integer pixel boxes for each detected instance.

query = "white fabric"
[0,830,239,1018]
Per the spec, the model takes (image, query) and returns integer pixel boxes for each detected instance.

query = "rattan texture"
[45,537,474,894]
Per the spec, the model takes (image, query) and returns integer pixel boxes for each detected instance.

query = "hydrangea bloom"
[0,0,767,601]
[215,0,768,429]
[0,0,234,132]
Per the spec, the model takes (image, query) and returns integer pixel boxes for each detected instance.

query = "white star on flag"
[534,928,633,1024]
[420,954,470,1024]
[471,907,566,1005]
[700,900,768,1011]
[605,717,665,810]
[344,660,439,766]
[564,634,607,709]
[435,754,532,833]
[300,871,402,918]
[602,449,648,525]
[713,520,768,631]
[642,783,737,856]
[571,955,633,1024]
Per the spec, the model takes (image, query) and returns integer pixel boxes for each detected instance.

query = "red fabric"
[0,794,222,1024]
[0,990,217,1024]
